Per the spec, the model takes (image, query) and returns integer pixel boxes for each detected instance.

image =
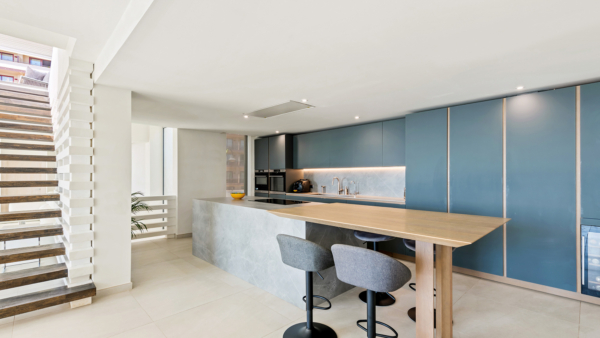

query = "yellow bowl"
[230,193,246,200]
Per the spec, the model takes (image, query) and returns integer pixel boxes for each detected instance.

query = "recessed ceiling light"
[355,116,359,119]
[276,131,280,134]
[243,115,248,118]
[302,99,307,103]
[517,86,524,90]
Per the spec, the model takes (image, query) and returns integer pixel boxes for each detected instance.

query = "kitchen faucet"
[332,177,343,195]
[351,180,359,195]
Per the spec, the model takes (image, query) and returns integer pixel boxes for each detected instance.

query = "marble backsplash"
[303,167,406,198]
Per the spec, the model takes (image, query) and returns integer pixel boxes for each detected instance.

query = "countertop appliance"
[582,224,600,297]
[253,198,309,205]
[290,179,311,193]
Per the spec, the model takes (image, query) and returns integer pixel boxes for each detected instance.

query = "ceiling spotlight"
[302,99,307,103]
[276,131,280,134]
[516,86,524,90]
[355,116,359,119]
[243,115,248,119]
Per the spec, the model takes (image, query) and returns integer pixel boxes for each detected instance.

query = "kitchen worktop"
[195,196,322,210]
[285,192,406,205]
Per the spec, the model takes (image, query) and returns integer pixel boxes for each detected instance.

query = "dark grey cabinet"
[506,87,577,292]
[254,138,269,170]
[293,131,331,169]
[581,82,600,221]
[382,119,406,166]
[352,122,383,167]
[268,135,293,169]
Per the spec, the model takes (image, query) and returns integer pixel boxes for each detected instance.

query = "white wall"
[131,123,163,195]
[176,129,225,235]
[93,84,132,291]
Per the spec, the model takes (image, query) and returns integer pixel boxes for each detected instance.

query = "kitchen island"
[192,197,364,308]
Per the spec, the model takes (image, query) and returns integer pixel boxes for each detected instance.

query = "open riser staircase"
[0,82,95,318]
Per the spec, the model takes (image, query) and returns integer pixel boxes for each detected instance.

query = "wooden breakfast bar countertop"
[269,203,510,338]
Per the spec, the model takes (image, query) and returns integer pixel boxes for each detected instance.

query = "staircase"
[0,82,95,318]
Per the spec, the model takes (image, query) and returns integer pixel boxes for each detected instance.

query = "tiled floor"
[0,236,598,337]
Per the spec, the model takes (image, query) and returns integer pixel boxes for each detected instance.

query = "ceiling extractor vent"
[246,101,314,119]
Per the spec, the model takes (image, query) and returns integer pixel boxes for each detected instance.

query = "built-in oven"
[269,170,286,194]
[255,170,269,195]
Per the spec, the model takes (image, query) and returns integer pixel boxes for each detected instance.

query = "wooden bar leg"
[436,245,453,338]
[416,241,435,338]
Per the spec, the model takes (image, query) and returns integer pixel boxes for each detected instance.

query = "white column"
[92,85,132,292]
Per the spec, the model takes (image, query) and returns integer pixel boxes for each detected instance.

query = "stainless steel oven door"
[270,175,285,192]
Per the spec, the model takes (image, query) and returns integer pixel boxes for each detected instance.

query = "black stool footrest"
[302,295,332,310]
[356,320,398,338]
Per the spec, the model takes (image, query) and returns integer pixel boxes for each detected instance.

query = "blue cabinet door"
[293,132,331,169]
[405,108,448,212]
[352,122,383,167]
[581,82,600,221]
[254,138,269,170]
[506,88,577,291]
[382,119,406,166]
[329,127,354,168]
[450,99,504,276]
[269,135,285,170]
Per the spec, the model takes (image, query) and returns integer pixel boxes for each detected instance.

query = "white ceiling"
[3,1,600,137]
[0,0,131,62]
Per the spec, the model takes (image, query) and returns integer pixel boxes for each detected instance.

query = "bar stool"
[354,230,396,306]
[331,244,411,338]
[276,234,337,338]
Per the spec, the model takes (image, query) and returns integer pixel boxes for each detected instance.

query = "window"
[29,58,42,66]
[226,134,247,195]
[0,53,13,62]
[42,60,51,67]
[0,76,13,83]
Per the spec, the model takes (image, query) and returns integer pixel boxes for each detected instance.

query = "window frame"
[0,53,14,62]
[29,58,43,66]
[0,75,14,83]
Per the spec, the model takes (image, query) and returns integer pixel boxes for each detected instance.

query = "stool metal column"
[354,230,396,306]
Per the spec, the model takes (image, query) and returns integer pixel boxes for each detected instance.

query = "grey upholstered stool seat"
[276,234,337,338]
[332,244,411,338]
[353,230,396,306]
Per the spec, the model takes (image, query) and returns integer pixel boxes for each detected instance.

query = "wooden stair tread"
[0,209,61,222]
[0,122,52,134]
[0,105,51,118]
[0,154,56,162]
[0,243,65,264]
[0,89,49,103]
[0,225,63,241]
[0,263,68,291]
[0,143,54,151]
[0,113,52,126]
[0,132,53,142]
[0,283,95,318]
[0,98,50,110]
[0,83,48,97]
[0,194,60,204]
[0,168,57,174]
[0,181,58,188]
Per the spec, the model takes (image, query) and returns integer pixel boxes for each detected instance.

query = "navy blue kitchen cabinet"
[382,118,406,166]
[293,131,331,169]
[351,122,383,167]
[450,99,504,276]
[254,138,269,170]
[329,127,354,168]
[506,88,577,291]
[581,82,600,221]
[405,108,448,212]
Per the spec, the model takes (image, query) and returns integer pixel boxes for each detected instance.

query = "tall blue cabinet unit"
[450,100,504,276]
[405,108,448,212]
[506,88,577,291]
[581,82,600,222]
[382,118,406,166]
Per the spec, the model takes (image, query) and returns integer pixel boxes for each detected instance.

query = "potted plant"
[131,192,151,238]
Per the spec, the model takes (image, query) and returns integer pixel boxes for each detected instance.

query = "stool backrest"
[276,234,335,272]
[331,244,411,293]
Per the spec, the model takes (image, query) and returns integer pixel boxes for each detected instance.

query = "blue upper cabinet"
[450,100,504,276]
[506,87,577,291]
[351,122,383,167]
[382,118,406,166]
[293,131,330,169]
[581,82,600,221]
[329,127,354,168]
[254,138,269,170]
[268,135,285,170]
[405,108,448,212]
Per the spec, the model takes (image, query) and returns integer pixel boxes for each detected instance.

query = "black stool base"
[359,291,395,307]
[283,322,337,338]
[408,307,454,329]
